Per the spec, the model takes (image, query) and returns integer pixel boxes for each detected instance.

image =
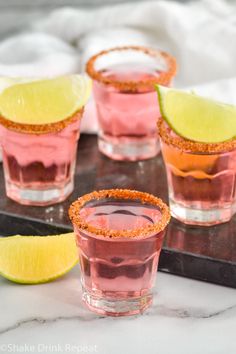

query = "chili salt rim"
[86,46,177,92]
[158,118,236,153]
[69,189,170,239]
[0,108,84,135]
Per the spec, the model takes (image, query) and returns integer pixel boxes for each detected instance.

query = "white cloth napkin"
[0,0,235,135]
[0,33,80,78]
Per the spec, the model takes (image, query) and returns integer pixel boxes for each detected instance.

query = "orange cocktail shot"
[157,85,236,226]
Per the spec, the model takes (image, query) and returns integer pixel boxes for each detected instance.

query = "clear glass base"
[170,198,234,226]
[82,288,152,317]
[5,179,73,206]
[98,133,160,161]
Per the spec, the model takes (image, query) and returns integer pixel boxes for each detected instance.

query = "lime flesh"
[156,85,236,143]
[0,233,78,284]
[0,75,91,125]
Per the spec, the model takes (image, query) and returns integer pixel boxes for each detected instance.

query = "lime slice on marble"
[0,233,78,284]
[156,85,236,143]
[0,75,91,125]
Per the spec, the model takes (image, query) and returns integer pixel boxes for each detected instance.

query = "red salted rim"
[86,46,177,92]
[0,108,84,135]
[69,189,170,239]
[158,118,236,153]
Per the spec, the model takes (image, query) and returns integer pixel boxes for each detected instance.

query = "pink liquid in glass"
[93,62,168,161]
[1,119,80,206]
[74,199,165,316]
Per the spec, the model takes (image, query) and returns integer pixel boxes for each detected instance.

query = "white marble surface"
[0,266,236,354]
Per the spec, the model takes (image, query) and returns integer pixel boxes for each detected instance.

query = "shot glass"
[0,110,83,206]
[158,118,236,226]
[86,46,177,161]
[69,189,170,316]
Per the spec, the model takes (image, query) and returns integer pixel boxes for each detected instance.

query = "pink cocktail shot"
[0,75,91,206]
[86,46,176,161]
[1,113,82,206]
[69,189,170,316]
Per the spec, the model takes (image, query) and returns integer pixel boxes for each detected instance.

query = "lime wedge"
[156,85,236,143]
[0,75,91,125]
[0,233,78,284]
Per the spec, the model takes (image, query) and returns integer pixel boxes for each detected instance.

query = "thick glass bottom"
[170,198,234,226]
[5,179,73,206]
[82,287,153,317]
[98,133,160,161]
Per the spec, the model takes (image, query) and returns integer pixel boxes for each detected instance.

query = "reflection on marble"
[166,218,236,262]
[0,266,236,354]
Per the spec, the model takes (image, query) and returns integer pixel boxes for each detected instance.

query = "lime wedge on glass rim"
[0,75,91,125]
[0,233,78,284]
[156,85,236,143]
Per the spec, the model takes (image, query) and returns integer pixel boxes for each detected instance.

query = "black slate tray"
[1,135,235,288]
